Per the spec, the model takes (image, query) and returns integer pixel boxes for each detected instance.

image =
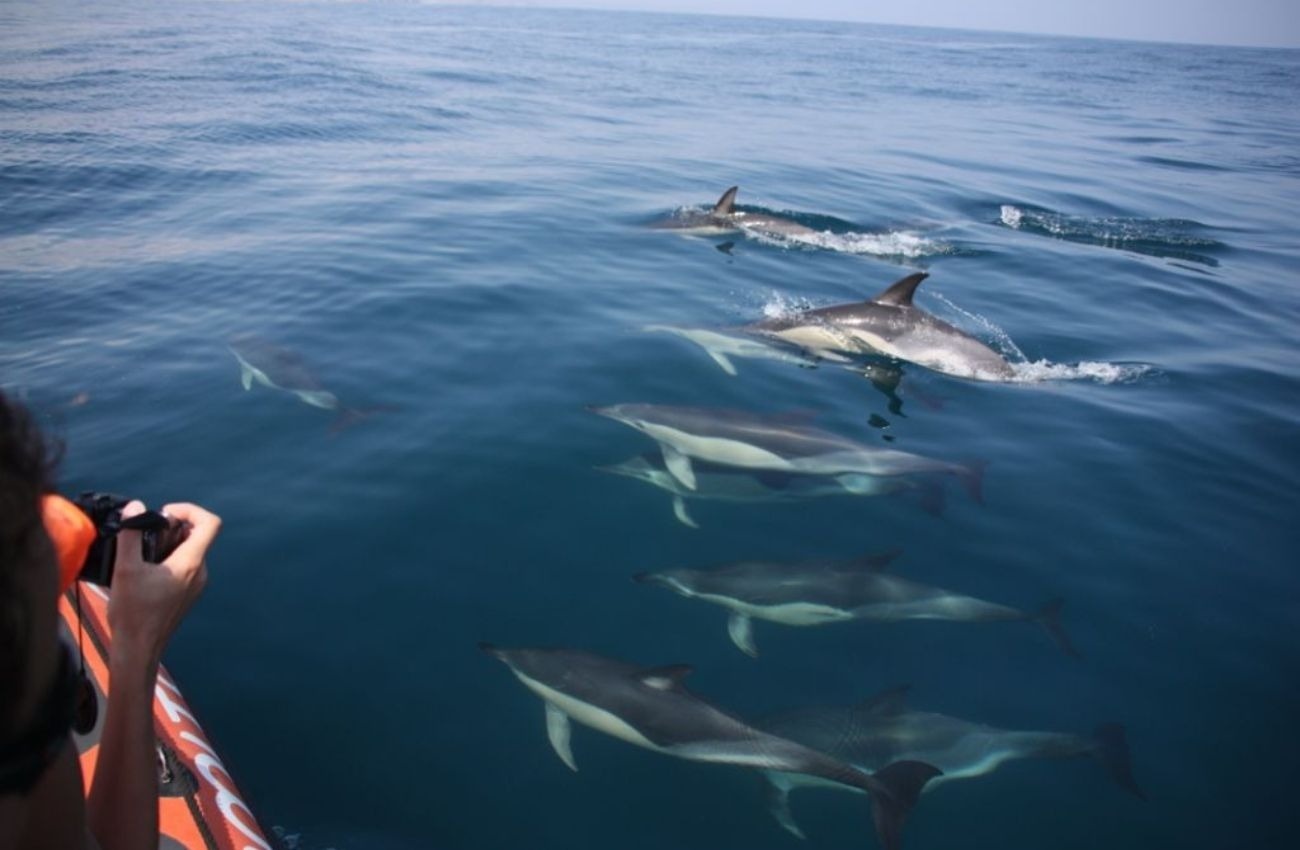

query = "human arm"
[85,502,220,850]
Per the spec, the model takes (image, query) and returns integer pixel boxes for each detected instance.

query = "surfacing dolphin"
[744,272,1017,381]
[754,685,1145,839]
[652,186,821,239]
[228,334,387,431]
[480,643,942,850]
[598,453,927,529]
[634,551,1077,658]
[589,403,983,500]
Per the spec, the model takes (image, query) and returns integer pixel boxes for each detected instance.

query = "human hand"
[107,501,221,669]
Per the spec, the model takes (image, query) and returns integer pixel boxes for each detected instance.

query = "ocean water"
[3,2,1298,848]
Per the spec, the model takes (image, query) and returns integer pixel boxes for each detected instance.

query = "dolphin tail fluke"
[865,760,943,850]
[1092,723,1146,801]
[1034,598,1081,658]
[238,361,255,391]
[958,459,988,504]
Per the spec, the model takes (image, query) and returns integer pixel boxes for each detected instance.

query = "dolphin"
[754,685,1145,839]
[652,186,821,239]
[230,334,340,410]
[588,403,983,500]
[633,552,1077,658]
[598,453,922,529]
[228,334,389,431]
[744,272,1017,381]
[480,643,941,850]
[642,325,824,376]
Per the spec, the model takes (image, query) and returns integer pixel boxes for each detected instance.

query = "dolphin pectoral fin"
[728,612,758,657]
[866,760,943,850]
[705,349,738,376]
[1033,598,1081,658]
[661,444,697,490]
[545,703,578,772]
[239,362,254,391]
[917,479,947,517]
[958,459,988,504]
[853,685,912,718]
[814,349,854,364]
[672,496,700,529]
[853,548,904,572]
[762,773,807,840]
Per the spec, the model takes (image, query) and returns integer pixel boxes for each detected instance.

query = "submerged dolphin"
[480,643,941,850]
[744,272,1017,381]
[642,325,823,376]
[230,334,340,410]
[589,403,983,500]
[652,186,820,239]
[598,453,922,529]
[634,552,1076,657]
[755,685,1145,839]
[228,334,389,430]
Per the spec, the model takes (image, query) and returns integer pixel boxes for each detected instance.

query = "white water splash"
[742,226,951,259]
[929,292,1027,359]
[917,293,1155,384]
[1009,360,1155,384]
[759,290,814,320]
[999,204,1023,228]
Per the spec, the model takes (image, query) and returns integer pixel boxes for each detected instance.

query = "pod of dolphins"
[481,188,1143,849]
[229,187,1143,849]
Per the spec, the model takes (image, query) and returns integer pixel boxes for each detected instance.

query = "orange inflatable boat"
[59,584,272,850]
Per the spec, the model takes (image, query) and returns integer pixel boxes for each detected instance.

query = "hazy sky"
[467,1,1300,48]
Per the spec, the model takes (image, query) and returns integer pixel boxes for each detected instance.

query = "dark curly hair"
[0,390,61,737]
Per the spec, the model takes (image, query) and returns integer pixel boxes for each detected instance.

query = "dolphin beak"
[478,641,505,661]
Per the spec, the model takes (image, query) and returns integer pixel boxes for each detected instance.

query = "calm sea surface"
[3,2,1298,848]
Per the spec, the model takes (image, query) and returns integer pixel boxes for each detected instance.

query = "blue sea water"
[3,2,1298,848]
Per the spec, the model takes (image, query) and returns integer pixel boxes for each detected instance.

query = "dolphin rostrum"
[480,643,941,850]
[598,453,922,529]
[652,186,820,239]
[744,272,1017,381]
[589,404,983,500]
[754,685,1145,839]
[633,551,1077,657]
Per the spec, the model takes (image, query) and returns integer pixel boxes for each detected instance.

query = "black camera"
[72,492,189,587]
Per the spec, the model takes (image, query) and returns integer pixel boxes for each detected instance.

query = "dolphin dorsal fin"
[854,684,911,716]
[639,664,694,691]
[872,272,929,307]
[712,186,739,215]
[851,547,904,572]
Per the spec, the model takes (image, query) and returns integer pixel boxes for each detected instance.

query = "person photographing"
[1,389,222,850]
